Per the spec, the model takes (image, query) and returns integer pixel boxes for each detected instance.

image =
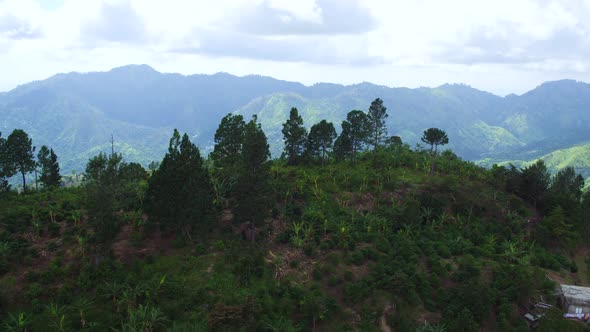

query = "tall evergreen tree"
[367,98,389,151]
[211,114,246,203]
[0,132,10,192]
[37,146,62,189]
[4,129,36,193]
[550,166,584,200]
[282,107,307,165]
[520,160,551,208]
[339,110,370,162]
[333,125,353,162]
[84,152,125,245]
[306,120,337,165]
[211,113,246,168]
[145,129,214,240]
[233,116,271,226]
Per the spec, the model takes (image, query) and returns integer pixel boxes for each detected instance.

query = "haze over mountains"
[1,64,590,177]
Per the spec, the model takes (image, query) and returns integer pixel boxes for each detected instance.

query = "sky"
[0,0,589,96]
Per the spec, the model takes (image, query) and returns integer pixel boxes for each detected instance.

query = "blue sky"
[35,0,64,11]
[1,0,589,95]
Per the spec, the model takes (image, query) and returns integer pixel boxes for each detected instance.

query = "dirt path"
[380,302,394,332]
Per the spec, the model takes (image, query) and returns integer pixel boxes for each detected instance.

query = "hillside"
[1,144,588,331]
[480,142,590,189]
[1,65,590,174]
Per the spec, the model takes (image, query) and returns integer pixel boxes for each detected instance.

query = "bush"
[351,250,365,266]
[570,260,578,273]
[344,270,353,281]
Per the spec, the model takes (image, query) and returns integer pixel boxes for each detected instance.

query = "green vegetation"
[0,98,588,331]
[5,66,590,175]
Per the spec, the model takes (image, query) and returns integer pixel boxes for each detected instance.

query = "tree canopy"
[0,132,10,192]
[145,129,214,239]
[282,107,307,165]
[4,129,36,193]
[37,146,62,189]
[367,98,389,151]
[211,113,246,168]
[336,110,370,162]
[306,120,337,165]
[233,116,271,225]
[421,128,449,176]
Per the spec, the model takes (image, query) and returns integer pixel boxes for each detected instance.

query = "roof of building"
[560,285,590,306]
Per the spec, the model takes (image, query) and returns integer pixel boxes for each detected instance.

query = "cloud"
[80,0,146,44]
[169,0,380,65]
[0,14,42,39]
[228,0,376,36]
[435,22,590,67]
[427,0,590,69]
[173,27,385,65]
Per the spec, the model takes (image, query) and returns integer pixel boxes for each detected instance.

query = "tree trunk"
[21,170,27,193]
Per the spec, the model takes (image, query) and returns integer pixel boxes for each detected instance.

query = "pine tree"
[38,146,62,189]
[282,107,307,165]
[421,128,449,176]
[367,98,389,151]
[333,127,353,162]
[145,129,214,240]
[0,132,10,192]
[211,113,246,168]
[4,129,36,193]
[337,110,369,162]
[233,116,271,226]
[306,120,337,165]
[211,114,246,202]
[85,152,123,244]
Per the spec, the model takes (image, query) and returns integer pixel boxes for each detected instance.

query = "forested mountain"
[1,64,589,172]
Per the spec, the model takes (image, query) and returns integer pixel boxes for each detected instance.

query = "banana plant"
[46,303,69,331]
[70,297,94,329]
[4,311,32,332]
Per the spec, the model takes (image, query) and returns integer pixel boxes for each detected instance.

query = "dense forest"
[0,98,589,331]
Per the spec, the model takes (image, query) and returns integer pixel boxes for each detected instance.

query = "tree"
[282,107,307,165]
[84,152,126,246]
[211,114,247,202]
[37,146,62,189]
[0,132,11,192]
[421,128,449,176]
[145,129,214,240]
[536,205,579,250]
[520,160,551,208]
[338,110,370,162]
[4,129,36,193]
[306,120,337,165]
[367,98,389,152]
[333,126,353,162]
[233,116,271,226]
[211,113,246,168]
[550,166,584,200]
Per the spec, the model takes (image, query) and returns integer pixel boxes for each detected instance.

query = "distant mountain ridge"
[1,65,589,175]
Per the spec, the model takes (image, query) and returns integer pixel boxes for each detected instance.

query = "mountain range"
[1,64,590,178]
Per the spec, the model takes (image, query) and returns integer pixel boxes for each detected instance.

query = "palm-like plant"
[263,315,301,332]
[70,297,94,329]
[70,210,81,226]
[417,321,447,332]
[0,241,12,259]
[101,281,123,312]
[47,302,68,332]
[291,222,305,248]
[121,304,167,332]
[4,311,32,332]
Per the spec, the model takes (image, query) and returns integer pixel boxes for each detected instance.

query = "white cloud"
[0,0,589,95]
